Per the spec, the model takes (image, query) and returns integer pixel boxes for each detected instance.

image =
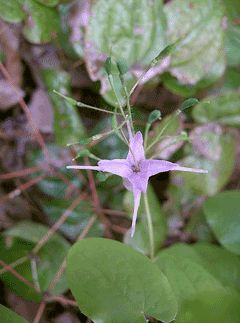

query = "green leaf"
[223,0,240,66]
[0,305,27,323]
[154,244,240,322]
[192,91,240,127]
[176,289,240,323]
[203,191,240,254]
[0,0,60,43]
[0,0,25,23]
[173,124,236,195]
[0,221,70,301]
[164,0,225,85]
[85,0,167,103]
[42,199,103,240]
[67,238,177,323]
[41,69,85,146]
[22,0,60,44]
[156,242,240,292]
[123,184,167,256]
[193,243,240,291]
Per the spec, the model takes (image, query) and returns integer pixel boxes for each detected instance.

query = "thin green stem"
[53,90,120,115]
[143,193,154,260]
[144,123,151,150]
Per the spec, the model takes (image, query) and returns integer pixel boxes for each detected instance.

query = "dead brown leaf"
[0,79,24,110]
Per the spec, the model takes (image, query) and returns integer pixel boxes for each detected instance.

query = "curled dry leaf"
[28,88,53,134]
[0,79,24,110]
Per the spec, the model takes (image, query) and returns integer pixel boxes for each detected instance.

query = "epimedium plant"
[0,0,240,322]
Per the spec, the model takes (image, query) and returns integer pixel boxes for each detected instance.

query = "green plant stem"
[53,90,120,115]
[144,123,151,149]
[143,192,154,260]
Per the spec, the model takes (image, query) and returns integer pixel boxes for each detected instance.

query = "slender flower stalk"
[67,131,207,237]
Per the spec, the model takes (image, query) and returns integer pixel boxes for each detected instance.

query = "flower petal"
[66,165,100,171]
[131,188,141,238]
[98,159,131,178]
[147,159,208,177]
[127,131,145,164]
[147,159,179,177]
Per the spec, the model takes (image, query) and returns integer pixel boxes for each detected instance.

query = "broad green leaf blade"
[123,184,167,256]
[154,244,240,322]
[67,238,177,323]
[156,242,240,291]
[192,92,240,127]
[0,221,70,301]
[172,124,236,195]
[85,0,166,103]
[164,0,225,85]
[0,305,27,323]
[193,243,240,291]
[0,0,25,23]
[176,289,240,323]
[203,191,240,254]
[41,69,85,146]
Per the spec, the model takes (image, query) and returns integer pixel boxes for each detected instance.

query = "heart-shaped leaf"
[67,238,177,323]
[203,191,240,255]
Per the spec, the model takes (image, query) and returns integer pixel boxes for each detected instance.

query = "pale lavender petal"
[98,159,131,177]
[147,159,208,177]
[147,159,179,177]
[131,188,141,237]
[127,131,145,164]
[173,165,208,174]
[67,165,100,171]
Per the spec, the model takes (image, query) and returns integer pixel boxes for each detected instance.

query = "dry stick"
[0,63,50,162]
[84,157,112,238]
[0,165,42,180]
[0,174,45,204]
[33,194,84,254]
[0,259,37,291]
[48,215,97,292]
[33,302,46,323]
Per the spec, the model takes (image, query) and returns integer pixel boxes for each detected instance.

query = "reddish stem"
[0,165,41,180]
[0,174,45,204]
[0,259,37,291]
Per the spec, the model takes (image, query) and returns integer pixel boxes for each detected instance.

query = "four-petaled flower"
[67,132,207,237]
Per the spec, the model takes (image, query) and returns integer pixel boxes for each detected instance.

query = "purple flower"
[67,132,207,237]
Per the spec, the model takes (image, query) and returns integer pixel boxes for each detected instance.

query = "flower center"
[131,164,141,173]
